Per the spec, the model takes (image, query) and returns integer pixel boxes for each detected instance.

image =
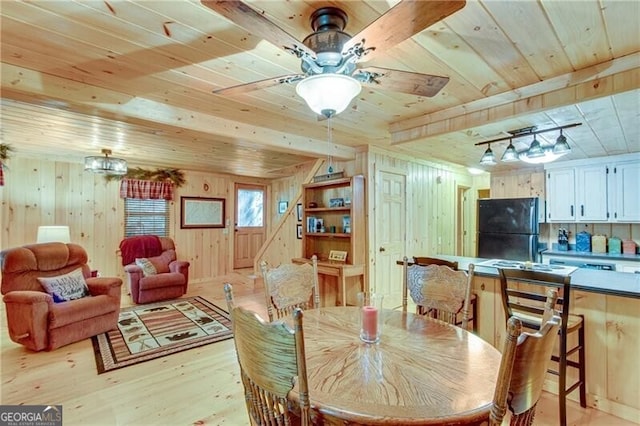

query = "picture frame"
[278,200,288,214]
[296,224,303,239]
[329,250,348,262]
[296,203,303,222]
[329,197,344,208]
[181,197,225,229]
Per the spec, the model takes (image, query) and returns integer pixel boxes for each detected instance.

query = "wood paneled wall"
[257,159,357,270]
[0,157,267,282]
[365,146,483,256]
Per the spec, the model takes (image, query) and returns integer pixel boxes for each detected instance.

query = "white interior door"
[373,168,406,309]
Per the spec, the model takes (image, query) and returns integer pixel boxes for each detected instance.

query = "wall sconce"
[37,226,71,243]
[475,123,581,166]
[84,149,128,175]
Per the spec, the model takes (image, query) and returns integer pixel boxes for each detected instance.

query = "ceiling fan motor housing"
[302,7,354,73]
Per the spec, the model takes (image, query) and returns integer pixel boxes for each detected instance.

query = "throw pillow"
[135,258,157,277]
[37,268,90,303]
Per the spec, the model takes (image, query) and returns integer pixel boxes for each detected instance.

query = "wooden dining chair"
[498,268,587,426]
[411,256,478,331]
[402,256,474,330]
[490,290,561,425]
[260,255,320,322]
[223,283,311,426]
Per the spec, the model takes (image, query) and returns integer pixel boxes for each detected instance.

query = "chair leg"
[472,294,478,332]
[558,329,568,426]
[578,320,587,407]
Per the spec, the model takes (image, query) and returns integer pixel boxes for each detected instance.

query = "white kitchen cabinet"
[575,164,608,221]
[546,167,576,222]
[609,160,640,222]
[545,153,639,223]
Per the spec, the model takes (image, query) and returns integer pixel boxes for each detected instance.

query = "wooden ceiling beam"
[390,53,640,145]
[0,63,357,161]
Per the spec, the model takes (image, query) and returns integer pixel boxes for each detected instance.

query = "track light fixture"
[475,123,581,166]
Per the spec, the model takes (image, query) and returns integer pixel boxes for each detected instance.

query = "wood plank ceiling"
[1,0,638,178]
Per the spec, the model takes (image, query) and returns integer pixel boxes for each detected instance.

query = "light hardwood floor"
[0,271,636,426]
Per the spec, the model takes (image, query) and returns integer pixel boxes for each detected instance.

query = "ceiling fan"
[202,0,466,117]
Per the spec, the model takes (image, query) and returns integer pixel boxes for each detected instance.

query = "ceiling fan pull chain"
[327,115,334,174]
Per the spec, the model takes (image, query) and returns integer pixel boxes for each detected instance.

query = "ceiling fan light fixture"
[296,73,361,117]
[479,145,496,166]
[84,149,127,175]
[500,140,519,162]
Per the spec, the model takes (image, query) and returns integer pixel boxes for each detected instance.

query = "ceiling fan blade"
[343,0,466,63]
[213,74,304,96]
[201,1,316,59]
[356,67,449,97]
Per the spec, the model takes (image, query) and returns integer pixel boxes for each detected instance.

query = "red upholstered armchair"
[0,242,123,352]
[121,236,190,304]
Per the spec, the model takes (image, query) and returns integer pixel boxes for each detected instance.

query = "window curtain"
[119,178,173,200]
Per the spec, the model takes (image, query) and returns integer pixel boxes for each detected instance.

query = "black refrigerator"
[477,197,539,262]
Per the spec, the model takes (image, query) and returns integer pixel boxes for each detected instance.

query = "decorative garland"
[104,167,186,187]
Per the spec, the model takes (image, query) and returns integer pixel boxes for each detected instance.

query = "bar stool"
[498,268,587,426]
[412,256,478,332]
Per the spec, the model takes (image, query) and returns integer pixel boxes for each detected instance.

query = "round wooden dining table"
[288,307,502,425]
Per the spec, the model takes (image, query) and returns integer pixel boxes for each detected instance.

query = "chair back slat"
[413,256,459,269]
[224,283,310,425]
[499,268,572,332]
[261,256,319,322]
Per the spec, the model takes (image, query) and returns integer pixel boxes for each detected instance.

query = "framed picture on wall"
[296,203,303,222]
[180,197,225,229]
[278,201,288,214]
[296,224,303,239]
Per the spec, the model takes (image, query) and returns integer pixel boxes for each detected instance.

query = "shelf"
[305,207,351,213]
[302,175,364,266]
[305,233,351,238]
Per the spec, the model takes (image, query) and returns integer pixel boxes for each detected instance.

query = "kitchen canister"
[576,231,592,252]
[592,235,607,253]
[608,237,622,254]
[623,240,638,255]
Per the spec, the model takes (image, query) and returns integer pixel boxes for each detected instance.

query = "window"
[124,198,169,237]
[237,188,264,227]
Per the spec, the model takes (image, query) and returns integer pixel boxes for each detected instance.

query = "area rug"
[91,296,233,374]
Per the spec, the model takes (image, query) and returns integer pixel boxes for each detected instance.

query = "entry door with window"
[234,184,266,269]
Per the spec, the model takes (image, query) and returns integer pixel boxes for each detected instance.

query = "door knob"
[379,247,385,252]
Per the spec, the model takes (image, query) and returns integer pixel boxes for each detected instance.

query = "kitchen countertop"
[431,255,640,299]
[542,249,640,262]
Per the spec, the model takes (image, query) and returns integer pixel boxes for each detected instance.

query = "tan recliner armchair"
[0,242,123,351]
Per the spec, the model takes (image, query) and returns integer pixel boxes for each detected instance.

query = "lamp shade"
[500,141,519,162]
[37,226,71,243]
[525,137,545,159]
[479,146,496,166]
[553,133,572,155]
[296,74,361,117]
[84,149,127,175]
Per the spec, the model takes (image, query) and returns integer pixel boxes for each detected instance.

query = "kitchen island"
[430,255,640,423]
